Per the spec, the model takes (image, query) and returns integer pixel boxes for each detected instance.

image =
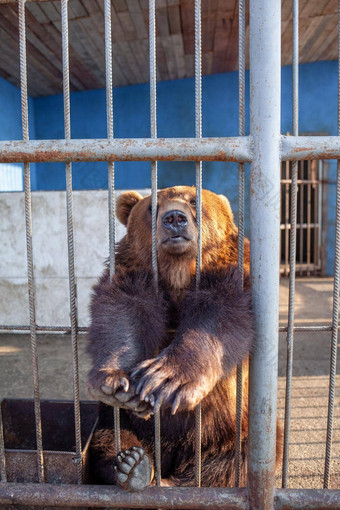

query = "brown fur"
[87,185,282,488]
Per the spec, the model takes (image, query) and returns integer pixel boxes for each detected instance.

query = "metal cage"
[0,0,340,508]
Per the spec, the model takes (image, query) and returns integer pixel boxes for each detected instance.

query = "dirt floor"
[0,277,339,490]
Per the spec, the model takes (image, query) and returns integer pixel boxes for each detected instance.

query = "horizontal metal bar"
[280,223,320,229]
[1,324,337,333]
[1,485,339,509]
[279,325,337,332]
[276,489,340,509]
[0,484,248,509]
[2,136,340,164]
[0,137,252,164]
[0,325,88,333]
[281,179,321,184]
[0,0,53,3]
[282,136,340,160]
[280,267,322,274]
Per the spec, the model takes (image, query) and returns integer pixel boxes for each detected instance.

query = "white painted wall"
[0,189,149,328]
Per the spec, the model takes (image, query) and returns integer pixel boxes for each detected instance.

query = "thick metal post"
[248,0,281,508]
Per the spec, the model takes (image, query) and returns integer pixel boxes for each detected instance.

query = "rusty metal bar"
[61,0,82,483]
[149,0,161,487]
[248,0,281,508]
[1,484,340,509]
[194,0,203,488]
[18,0,45,484]
[235,0,246,488]
[281,135,340,160]
[104,0,120,457]
[2,135,340,163]
[282,0,299,488]
[0,137,252,163]
[0,484,248,509]
[324,0,340,488]
[275,489,340,509]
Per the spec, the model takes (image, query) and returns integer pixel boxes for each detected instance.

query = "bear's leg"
[159,446,247,489]
[114,446,154,491]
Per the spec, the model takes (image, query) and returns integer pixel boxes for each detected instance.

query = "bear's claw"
[114,446,154,491]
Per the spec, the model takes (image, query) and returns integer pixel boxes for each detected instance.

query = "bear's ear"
[116,191,143,226]
[219,194,234,222]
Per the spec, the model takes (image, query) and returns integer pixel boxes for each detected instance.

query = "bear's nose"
[162,210,188,229]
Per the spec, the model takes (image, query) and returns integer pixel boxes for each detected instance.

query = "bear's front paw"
[131,355,211,414]
[114,447,154,491]
[88,367,129,396]
[87,368,153,417]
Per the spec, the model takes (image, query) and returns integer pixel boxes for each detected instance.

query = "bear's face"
[116,186,236,287]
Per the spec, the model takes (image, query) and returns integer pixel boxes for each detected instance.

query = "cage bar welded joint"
[1,0,340,508]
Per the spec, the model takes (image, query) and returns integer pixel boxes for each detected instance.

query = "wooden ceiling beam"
[0,0,338,97]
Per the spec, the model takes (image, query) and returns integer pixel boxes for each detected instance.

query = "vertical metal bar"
[285,162,290,273]
[104,0,120,457]
[282,0,299,489]
[307,168,311,272]
[318,161,323,269]
[0,407,6,482]
[324,0,340,488]
[194,0,202,488]
[312,161,317,269]
[248,0,281,507]
[18,0,45,484]
[299,164,304,273]
[61,0,82,483]
[235,0,245,488]
[149,0,161,487]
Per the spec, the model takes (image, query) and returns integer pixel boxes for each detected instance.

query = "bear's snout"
[162,210,188,230]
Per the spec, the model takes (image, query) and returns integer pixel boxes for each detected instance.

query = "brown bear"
[87,185,281,490]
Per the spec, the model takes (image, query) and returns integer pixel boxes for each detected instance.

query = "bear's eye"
[148,204,158,215]
[190,199,196,207]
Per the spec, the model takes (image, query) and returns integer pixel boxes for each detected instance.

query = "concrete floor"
[0,277,339,490]
[277,277,340,489]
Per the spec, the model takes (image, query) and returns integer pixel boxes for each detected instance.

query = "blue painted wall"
[0,61,338,274]
[32,74,245,196]
[0,76,37,189]
[281,62,338,275]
